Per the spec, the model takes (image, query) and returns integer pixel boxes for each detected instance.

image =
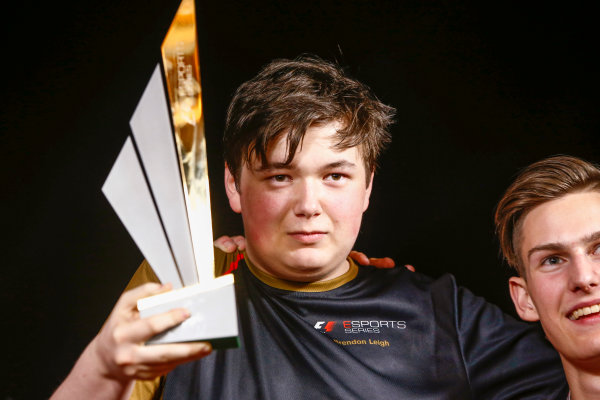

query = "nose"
[293,179,322,218]
[569,255,600,293]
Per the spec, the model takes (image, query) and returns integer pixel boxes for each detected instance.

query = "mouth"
[568,303,600,321]
[288,231,327,244]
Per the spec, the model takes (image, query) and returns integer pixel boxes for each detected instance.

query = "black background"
[2,1,598,398]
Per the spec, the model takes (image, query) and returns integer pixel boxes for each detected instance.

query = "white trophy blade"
[102,137,183,289]
[129,65,199,286]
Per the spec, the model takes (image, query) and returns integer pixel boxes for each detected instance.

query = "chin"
[286,248,333,268]
[285,258,330,274]
[285,253,349,280]
[555,337,600,364]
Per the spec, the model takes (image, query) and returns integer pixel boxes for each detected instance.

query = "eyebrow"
[322,160,357,169]
[527,230,600,260]
[254,160,358,172]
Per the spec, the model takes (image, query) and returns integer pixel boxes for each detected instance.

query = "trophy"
[101,0,238,348]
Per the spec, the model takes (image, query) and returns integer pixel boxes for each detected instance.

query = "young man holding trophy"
[52,55,568,399]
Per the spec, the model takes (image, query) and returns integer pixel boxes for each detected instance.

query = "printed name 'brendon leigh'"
[333,339,391,347]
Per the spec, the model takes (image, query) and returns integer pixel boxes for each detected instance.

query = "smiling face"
[509,191,600,366]
[224,121,373,282]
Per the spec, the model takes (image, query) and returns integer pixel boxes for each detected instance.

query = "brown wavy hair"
[223,55,395,187]
[494,155,600,275]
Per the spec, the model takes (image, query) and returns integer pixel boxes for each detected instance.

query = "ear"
[362,171,374,212]
[224,164,241,214]
[508,276,540,322]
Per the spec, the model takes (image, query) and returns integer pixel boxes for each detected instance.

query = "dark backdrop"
[2,1,598,398]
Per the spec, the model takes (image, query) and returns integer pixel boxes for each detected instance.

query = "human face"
[225,121,373,282]
[509,191,600,365]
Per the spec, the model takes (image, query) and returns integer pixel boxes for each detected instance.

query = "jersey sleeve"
[448,275,568,399]
[214,247,245,277]
[124,260,161,291]
[129,377,164,400]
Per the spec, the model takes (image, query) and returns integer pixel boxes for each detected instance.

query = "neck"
[562,355,600,400]
[244,246,350,283]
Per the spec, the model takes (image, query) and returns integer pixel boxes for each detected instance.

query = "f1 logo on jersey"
[314,321,336,332]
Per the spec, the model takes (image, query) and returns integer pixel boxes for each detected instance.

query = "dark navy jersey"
[152,254,567,400]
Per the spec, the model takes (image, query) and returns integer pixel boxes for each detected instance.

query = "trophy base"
[137,274,239,348]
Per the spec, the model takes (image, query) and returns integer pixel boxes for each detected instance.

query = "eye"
[268,174,291,183]
[325,173,347,182]
[541,255,563,266]
[593,243,600,255]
